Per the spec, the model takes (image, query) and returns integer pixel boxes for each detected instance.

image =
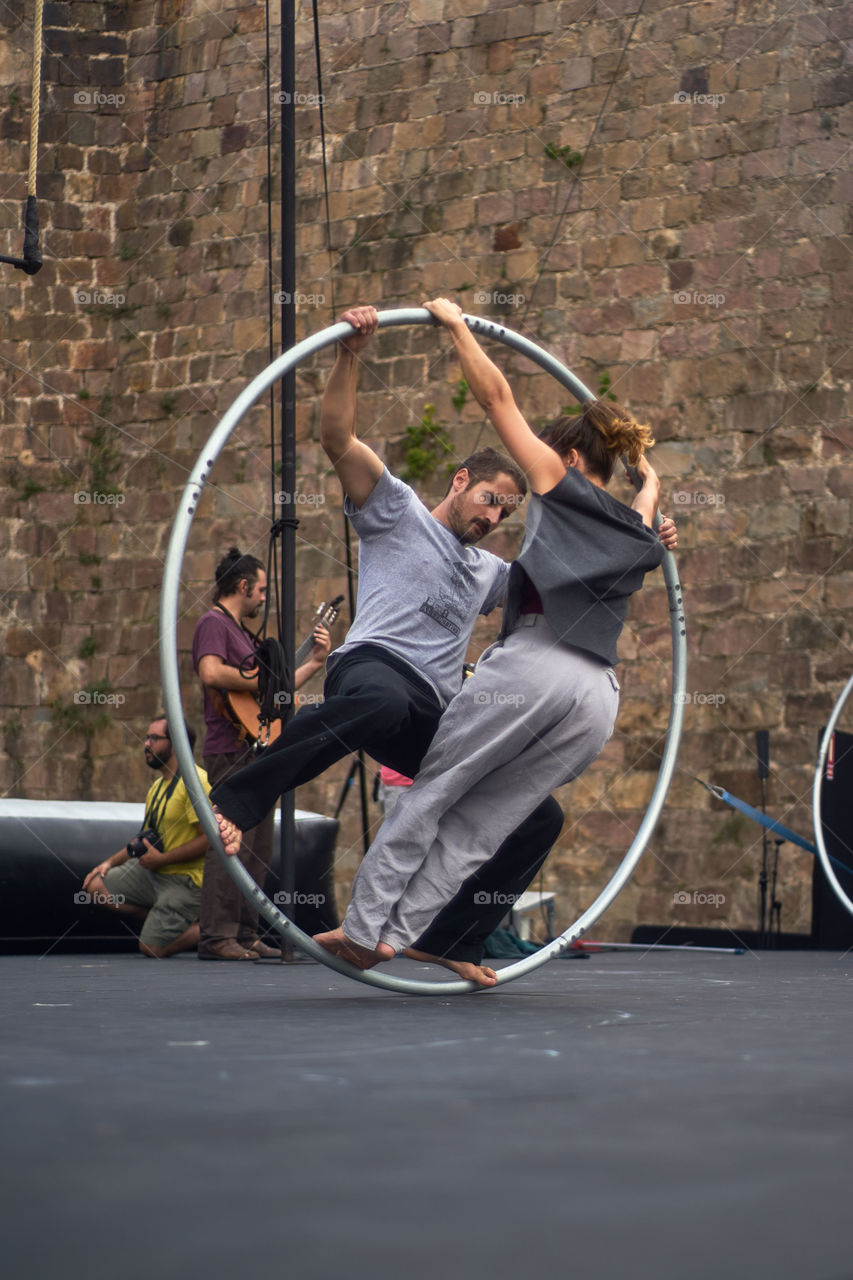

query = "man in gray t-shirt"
[211,306,565,974]
[329,466,509,709]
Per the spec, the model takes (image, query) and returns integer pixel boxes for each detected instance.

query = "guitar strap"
[204,604,260,745]
[212,602,260,658]
[210,604,289,746]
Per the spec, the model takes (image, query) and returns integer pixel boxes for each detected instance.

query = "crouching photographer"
[81,714,211,958]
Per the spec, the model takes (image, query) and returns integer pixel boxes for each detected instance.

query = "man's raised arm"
[321,305,385,509]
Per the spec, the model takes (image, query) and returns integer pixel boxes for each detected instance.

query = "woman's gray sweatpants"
[343,615,620,953]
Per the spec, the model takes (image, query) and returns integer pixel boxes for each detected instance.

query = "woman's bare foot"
[212,806,243,857]
[403,947,498,988]
[313,927,395,969]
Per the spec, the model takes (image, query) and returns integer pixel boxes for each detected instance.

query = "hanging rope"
[311,0,337,321]
[311,2,373,853]
[465,0,648,455]
[519,0,648,329]
[1,0,44,274]
[263,0,283,653]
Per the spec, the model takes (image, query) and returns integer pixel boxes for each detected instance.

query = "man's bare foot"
[313,927,395,969]
[403,947,498,988]
[212,806,243,857]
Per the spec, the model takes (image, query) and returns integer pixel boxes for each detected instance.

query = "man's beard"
[458,521,488,545]
[448,496,488,546]
[144,750,167,770]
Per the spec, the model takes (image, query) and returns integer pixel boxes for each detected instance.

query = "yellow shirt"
[144,767,211,889]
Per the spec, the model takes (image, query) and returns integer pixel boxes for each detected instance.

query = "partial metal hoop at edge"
[813,673,853,920]
[160,308,687,996]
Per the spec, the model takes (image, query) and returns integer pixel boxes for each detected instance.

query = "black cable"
[311,0,337,322]
[264,0,282,645]
[519,0,648,330]
[312,0,371,853]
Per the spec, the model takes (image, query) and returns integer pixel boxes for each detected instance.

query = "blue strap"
[712,788,818,854]
[713,786,852,878]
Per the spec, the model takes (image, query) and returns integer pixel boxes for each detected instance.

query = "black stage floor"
[2,949,851,1280]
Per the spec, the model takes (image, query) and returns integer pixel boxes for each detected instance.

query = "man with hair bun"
[193,548,330,960]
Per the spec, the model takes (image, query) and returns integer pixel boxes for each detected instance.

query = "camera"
[126,828,162,858]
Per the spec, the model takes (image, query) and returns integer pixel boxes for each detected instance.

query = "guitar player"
[192,548,331,960]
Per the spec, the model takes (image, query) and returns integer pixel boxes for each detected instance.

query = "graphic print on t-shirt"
[418,560,478,638]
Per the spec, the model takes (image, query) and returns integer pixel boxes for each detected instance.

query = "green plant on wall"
[10,472,46,500]
[3,718,24,797]
[401,403,454,485]
[51,683,116,735]
[50,683,118,801]
[562,370,618,415]
[545,141,583,170]
[711,811,747,850]
[451,379,468,412]
[83,422,122,495]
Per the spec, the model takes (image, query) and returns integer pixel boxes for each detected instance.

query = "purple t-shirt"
[192,608,258,754]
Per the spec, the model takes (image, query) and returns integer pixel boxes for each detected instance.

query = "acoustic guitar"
[224,596,343,749]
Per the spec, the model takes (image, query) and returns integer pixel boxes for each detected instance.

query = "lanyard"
[144,773,180,837]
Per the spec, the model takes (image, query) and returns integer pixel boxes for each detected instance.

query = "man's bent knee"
[532,795,564,847]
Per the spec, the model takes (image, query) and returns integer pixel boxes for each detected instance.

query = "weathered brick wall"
[1,0,851,939]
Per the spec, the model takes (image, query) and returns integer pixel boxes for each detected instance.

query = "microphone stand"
[768,836,784,946]
[756,729,770,948]
[758,769,769,946]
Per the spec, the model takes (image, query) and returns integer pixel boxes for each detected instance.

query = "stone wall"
[1,0,851,940]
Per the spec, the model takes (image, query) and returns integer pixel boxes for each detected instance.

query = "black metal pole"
[278,0,297,960]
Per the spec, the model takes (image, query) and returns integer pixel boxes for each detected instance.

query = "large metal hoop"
[160,309,686,995]
[813,674,853,919]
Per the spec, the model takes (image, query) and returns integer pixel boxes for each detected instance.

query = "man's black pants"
[211,645,563,962]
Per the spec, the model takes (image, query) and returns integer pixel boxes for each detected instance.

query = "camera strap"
[144,773,181,842]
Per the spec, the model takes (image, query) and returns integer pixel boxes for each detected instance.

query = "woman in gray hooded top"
[316,297,671,986]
